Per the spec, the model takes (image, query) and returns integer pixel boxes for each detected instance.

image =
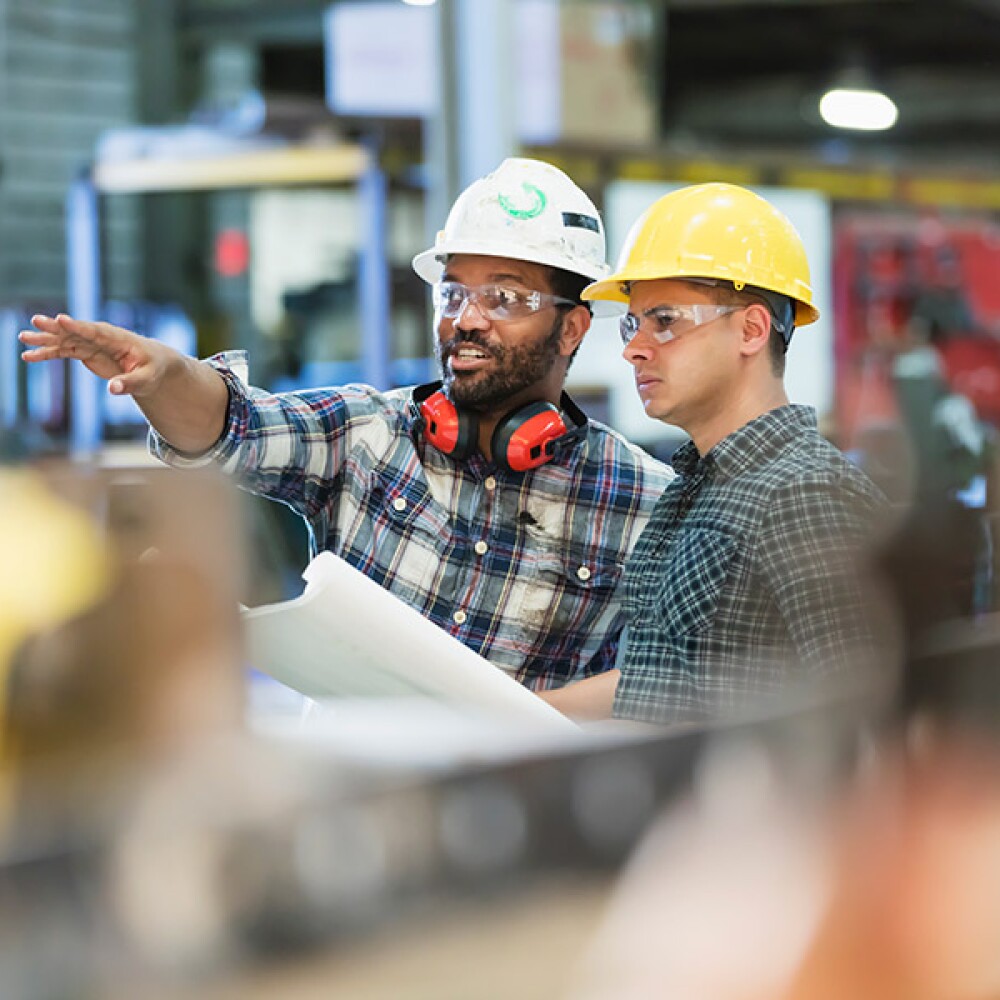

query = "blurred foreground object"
[572,729,1000,1000]
[1,465,244,846]
[0,469,111,688]
[0,469,113,823]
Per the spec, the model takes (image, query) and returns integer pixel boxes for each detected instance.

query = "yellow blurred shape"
[0,470,112,689]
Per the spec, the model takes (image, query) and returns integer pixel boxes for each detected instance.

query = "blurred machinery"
[835,212,1000,623]
[835,212,1000,442]
[63,134,392,455]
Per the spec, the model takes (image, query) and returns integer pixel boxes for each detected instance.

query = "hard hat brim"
[412,239,609,284]
[412,241,624,318]
[582,268,821,327]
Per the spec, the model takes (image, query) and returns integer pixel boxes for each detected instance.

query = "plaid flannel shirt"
[615,404,895,724]
[151,352,673,689]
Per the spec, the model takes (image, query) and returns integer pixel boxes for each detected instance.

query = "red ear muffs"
[491,401,569,473]
[414,383,586,471]
[418,389,479,461]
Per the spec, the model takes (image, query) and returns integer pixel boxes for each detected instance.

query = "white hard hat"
[412,158,611,286]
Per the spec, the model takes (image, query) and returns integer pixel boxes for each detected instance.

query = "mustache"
[440,331,499,357]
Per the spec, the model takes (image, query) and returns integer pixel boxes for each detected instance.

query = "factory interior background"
[3,1,1000,996]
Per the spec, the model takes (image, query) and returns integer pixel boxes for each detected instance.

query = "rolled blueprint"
[243,551,576,730]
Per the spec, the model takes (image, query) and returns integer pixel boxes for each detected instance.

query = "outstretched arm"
[20,313,229,454]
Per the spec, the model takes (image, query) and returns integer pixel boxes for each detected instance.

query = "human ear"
[740,303,772,358]
[559,306,591,358]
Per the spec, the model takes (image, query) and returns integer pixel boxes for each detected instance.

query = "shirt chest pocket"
[655,528,738,635]
[339,469,455,591]
[379,477,451,539]
[507,547,623,634]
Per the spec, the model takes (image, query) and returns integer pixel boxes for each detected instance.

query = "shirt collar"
[672,404,819,480]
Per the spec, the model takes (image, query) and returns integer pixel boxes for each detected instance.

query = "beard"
[435,313,565,411]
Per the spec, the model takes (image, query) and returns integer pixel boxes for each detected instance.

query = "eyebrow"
[631,302,715,312]
[440,271,537,287]
[628,304,687,315]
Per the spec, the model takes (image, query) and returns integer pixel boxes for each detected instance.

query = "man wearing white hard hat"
[21,158,672,691]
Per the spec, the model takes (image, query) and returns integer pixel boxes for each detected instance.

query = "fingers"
[27,313,92,341]
[19,344,64,363]
[21,313,89,352]
[18,330,59,348]
[19,323,82,363]
[20,313,140,368]
[27,313,133,345]
[27,313,64,334]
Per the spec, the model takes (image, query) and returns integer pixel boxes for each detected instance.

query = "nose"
[623,327,656,365]
[452,292,491,331]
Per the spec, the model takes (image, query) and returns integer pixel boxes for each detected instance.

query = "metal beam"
[665,0,908,6]
[453,0,516,189]
[423,0,516,239]
[93,144,369,194]
[179,0,329,44]
[66,174,103,456]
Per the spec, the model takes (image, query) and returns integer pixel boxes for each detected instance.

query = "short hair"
[683,279,789,377]
[546,266,594,317]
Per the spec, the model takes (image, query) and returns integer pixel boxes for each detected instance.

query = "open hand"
[20,314,167,397]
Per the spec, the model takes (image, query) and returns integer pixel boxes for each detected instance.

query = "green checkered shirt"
[615,405,894,724]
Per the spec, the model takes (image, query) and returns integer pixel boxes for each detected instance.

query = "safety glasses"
[433,281,578,322]
[619,304,743,347]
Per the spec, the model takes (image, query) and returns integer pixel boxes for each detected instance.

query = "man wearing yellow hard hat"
[541,182,898,725]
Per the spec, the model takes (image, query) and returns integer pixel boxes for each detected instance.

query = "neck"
[474,374,567,462]
[688,382,789,456]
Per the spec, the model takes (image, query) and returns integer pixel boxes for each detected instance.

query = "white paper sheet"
[242,551,576,731]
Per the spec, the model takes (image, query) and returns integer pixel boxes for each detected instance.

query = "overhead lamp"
[819,66,898,132]
[401,0,436,6]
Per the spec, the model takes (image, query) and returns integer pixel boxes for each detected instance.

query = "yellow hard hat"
[582,182,820,328]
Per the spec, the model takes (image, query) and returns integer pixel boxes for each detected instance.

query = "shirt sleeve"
[149,350,368,523]
[567,621,625,682]
[757,477,898,695]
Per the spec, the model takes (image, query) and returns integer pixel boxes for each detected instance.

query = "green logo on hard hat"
[498,183,547,220]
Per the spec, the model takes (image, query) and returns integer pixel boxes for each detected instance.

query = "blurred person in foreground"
[20,158,671,692]
[570,718,1000,1000]
[542,183,898,725]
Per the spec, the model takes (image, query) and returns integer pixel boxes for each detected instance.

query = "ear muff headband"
[414,383,587,471]
[491,401,569,473]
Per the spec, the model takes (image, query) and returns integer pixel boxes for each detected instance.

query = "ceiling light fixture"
[401,0,437,6]
[818,61,898,132]
[819,87,899,131]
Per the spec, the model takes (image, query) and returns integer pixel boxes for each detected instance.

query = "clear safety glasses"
[433,281,578,322]
[619,304,743,347]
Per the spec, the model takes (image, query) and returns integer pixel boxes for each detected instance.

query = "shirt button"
[484,476,497,491]
[474,540,488,556]
[392,496,407,512]
[453,610,467,625]
[576,566,592,581]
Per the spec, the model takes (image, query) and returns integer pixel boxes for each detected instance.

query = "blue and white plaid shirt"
[151,352,673,689]
[615,405,897,724]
